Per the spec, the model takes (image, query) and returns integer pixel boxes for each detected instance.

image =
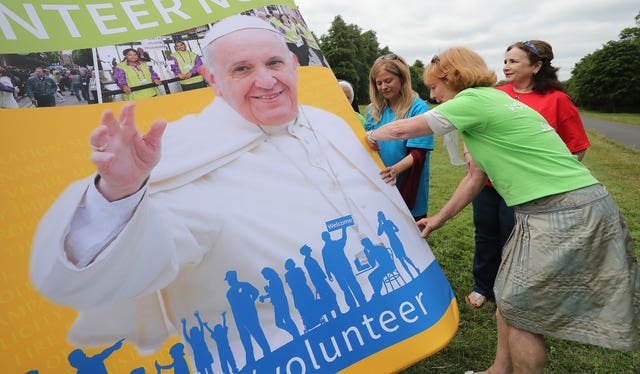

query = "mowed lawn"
[393,125,640,373]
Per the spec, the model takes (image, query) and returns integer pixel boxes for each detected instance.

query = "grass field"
[359,109,640,373]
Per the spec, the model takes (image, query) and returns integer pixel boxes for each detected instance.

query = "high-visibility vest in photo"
[299,24,320,50]
[116,61,160,100]
[280,23,303,46]
[171,50,205,86]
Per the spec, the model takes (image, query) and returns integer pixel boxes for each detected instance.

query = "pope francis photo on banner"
[30,14,454,373]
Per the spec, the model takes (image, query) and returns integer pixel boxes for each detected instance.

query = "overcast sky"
[296,0,637,81]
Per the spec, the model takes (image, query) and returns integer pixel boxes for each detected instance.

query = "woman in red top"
[466,40,591,309]
[499,40,590,158]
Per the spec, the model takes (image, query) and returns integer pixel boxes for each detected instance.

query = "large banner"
[0,1,458,373]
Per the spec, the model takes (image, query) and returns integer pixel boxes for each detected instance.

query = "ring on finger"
[389,169,396,178]
[90,142,109,152]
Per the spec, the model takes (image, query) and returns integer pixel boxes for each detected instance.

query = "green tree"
[318,16,434,106]
[72,49,93,68]
[319,17,359,91]
[357,30,388,104]
[619,12,640,40]
[319,16,389,106]
[569,12,640,112]
[409,59,429,100]
[6,52,59,69]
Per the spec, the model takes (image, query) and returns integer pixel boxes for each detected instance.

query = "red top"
[496,84,591,153]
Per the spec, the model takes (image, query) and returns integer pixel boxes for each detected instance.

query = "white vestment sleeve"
[30,176,181,309]
[65,175,147,268]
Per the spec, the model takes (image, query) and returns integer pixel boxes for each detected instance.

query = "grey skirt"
[494,184,639,350]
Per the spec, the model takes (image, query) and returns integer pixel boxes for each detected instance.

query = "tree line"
[567,12,640,112]
[318,16,430,108]
[319,13,640,113]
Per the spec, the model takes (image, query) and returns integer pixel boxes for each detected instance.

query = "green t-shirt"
[435,87,597,206]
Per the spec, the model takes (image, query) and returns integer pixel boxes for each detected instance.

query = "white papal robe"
[30,98,449,371]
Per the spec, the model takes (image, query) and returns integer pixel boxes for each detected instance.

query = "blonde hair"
[424,47,496,92]
[368,54,416,122]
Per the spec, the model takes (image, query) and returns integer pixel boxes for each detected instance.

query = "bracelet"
[367,130,377,143]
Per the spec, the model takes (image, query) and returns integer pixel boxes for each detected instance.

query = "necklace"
[512,85,533,99]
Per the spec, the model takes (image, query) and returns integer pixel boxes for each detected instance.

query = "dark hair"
[122,48,137,57]
[507,40,564,94]
[279,13,290,23]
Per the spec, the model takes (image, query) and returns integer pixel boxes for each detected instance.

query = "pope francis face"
[204,28,299,126]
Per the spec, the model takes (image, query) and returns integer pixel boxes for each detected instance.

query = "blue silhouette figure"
[67,338,124,374]
[155,342,190,374]
[321,227,367,310]
[377,211,420,278]
[361,237,396,298]
[224,270,271,367]
[259,267,300,339]
[283,258,323,332]
[131,368,146,374]
[300,244,340,320]
[181,312,214,374]
[203,311,239,374]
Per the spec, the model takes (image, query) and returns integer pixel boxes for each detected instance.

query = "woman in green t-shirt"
[366,46,638,374]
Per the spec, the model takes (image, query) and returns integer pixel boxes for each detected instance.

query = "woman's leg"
[484,309,545,374]
[508,324,545,374]
[482,308,513,374]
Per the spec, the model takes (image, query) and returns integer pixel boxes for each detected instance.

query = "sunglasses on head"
[376,53,398,61]
[430,55,440,64]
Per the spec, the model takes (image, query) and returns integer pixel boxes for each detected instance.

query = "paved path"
[16,89,92,108]
[581,115,640,151]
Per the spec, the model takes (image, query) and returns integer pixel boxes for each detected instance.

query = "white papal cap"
[201,14,277,48]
